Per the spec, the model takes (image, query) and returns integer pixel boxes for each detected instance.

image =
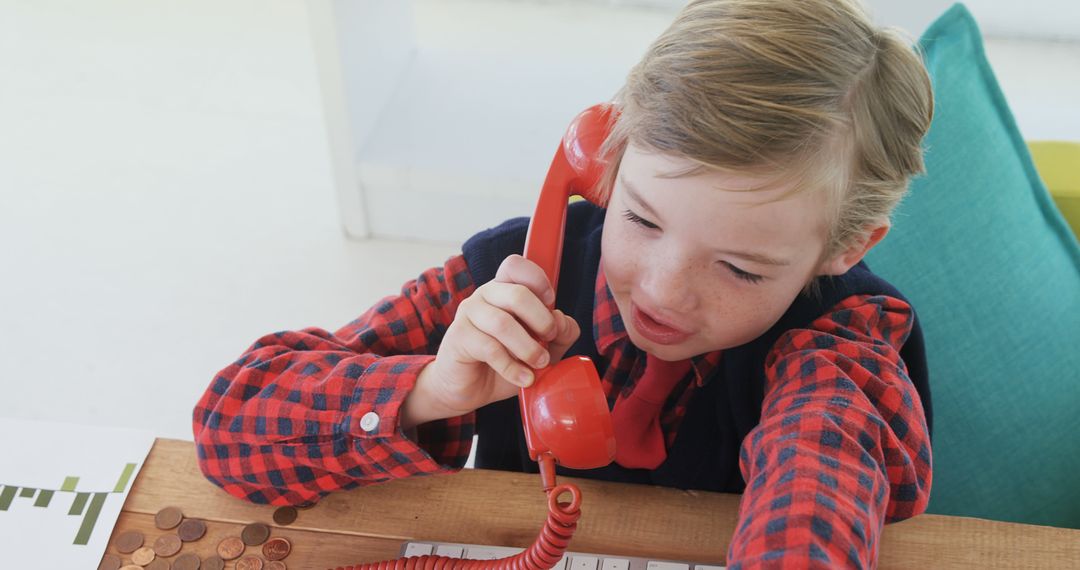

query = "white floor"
[1,0,1077,443]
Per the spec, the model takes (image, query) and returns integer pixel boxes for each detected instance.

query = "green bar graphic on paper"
[73,492,107,545]
[69,492,89,516]
[112,463,136,493]
[0,486,16,510]
[34,490,54,508]
[1,462,142,546]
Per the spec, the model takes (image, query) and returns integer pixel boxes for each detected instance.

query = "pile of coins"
[99,506,299,570]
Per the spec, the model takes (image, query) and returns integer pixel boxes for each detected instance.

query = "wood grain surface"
[103,439,1080,569]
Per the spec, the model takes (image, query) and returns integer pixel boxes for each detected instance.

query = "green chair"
[864,4,1080,528]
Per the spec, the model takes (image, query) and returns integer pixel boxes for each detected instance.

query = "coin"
[241,522,271,546]
[202,555,226,570]
[236,556,264,570]
[120,566,143,570]
[272,506,298,526]
[114,530,144,553]
[173,553,201,570]
[98,553,122,570]
[155,506,184,530]
[145,558,171,570]
[216,536,245,560]
[132,546,156,565]
[262,537,292,561]
[154,533,183,557]
[266,561,287,570]
[177,518,207,542]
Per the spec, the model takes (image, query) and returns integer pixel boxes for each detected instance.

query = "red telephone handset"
[519,103,618,485]
[335,104,620,570]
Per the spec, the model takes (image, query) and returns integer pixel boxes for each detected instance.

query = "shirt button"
[359,411,380,433]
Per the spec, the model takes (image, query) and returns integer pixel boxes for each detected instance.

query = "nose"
[638,257,699,316]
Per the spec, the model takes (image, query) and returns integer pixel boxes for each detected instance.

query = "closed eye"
[721,261,764,284]
[622,209,659,230]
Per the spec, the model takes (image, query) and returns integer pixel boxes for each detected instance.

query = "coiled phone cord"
[332,457,583,570]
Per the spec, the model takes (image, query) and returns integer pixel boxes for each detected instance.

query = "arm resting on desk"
[727,295,932,569]
[192,256,478,505]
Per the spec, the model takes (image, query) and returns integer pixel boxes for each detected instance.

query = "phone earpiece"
[561,103,619,207]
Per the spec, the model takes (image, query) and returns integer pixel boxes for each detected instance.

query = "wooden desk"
[106,439,1080,568]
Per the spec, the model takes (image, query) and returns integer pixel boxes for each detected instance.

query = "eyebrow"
[620,174,662,220]
[619,173,793,267]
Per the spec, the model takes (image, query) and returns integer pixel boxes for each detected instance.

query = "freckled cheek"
[602,226,645,289]
[695,284,777,340]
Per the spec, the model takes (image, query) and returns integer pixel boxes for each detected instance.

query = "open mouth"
[630,302,691,345]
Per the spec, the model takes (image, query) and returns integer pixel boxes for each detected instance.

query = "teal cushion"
[865,3,1080,528]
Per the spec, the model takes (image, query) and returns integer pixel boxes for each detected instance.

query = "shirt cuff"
[346,354,475,475]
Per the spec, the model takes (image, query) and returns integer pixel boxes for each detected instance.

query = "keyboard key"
[435,544,465,558]
[572,556,600,570]
[403,543,433,556]
[694,565,726,570]
[602,558,630,570]
[466,546,523,560]
[648,562,690,570]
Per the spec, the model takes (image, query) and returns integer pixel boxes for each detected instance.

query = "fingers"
[464,298,551,372]
[547,310,581,363]
[476,282,560,344]
[493,255,556,307]
[450,254,581,391]
[458,320,536,388]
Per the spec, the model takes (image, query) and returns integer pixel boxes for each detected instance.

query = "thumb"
[546,310,581,363]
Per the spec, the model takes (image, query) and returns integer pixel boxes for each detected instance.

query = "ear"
[816,222,890,277]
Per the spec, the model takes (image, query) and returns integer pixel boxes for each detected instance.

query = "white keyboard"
[399,541,726,570]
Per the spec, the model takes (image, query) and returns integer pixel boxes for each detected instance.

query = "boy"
[194,0,933,567]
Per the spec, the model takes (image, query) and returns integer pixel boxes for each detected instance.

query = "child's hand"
[401,255,580,429]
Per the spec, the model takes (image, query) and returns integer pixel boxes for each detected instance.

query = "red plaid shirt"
[194,253,930,568]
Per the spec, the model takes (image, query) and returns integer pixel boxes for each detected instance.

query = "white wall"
[0,0,459,440]
[535,0,1080,39]
[866,0,1080,40]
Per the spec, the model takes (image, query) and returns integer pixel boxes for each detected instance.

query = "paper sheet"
[0,417,156,567]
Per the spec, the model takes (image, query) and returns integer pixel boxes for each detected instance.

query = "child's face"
[601,143,833,361]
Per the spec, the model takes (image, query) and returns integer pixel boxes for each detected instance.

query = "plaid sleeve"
[727,294,932,569]
[192,254,478,505]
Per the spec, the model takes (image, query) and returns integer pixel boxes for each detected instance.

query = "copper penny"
[216,536,245,560]
[145,558,171,570]
[202,555,226,570]
[114,530,144,553]
[132,546,156,565]
[98,553,123,570]
[241,522,271,546]
[154,533,183,557]
[154,506,184,530]
[173,553,201,570]
[272,506,298,526]
[262,537,292,561]
[266,561,287,570]
[177,518,207,542]
[236,556,264,570]
[120,566,143,570]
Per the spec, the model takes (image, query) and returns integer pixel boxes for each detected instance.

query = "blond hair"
[596,0,933,290]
